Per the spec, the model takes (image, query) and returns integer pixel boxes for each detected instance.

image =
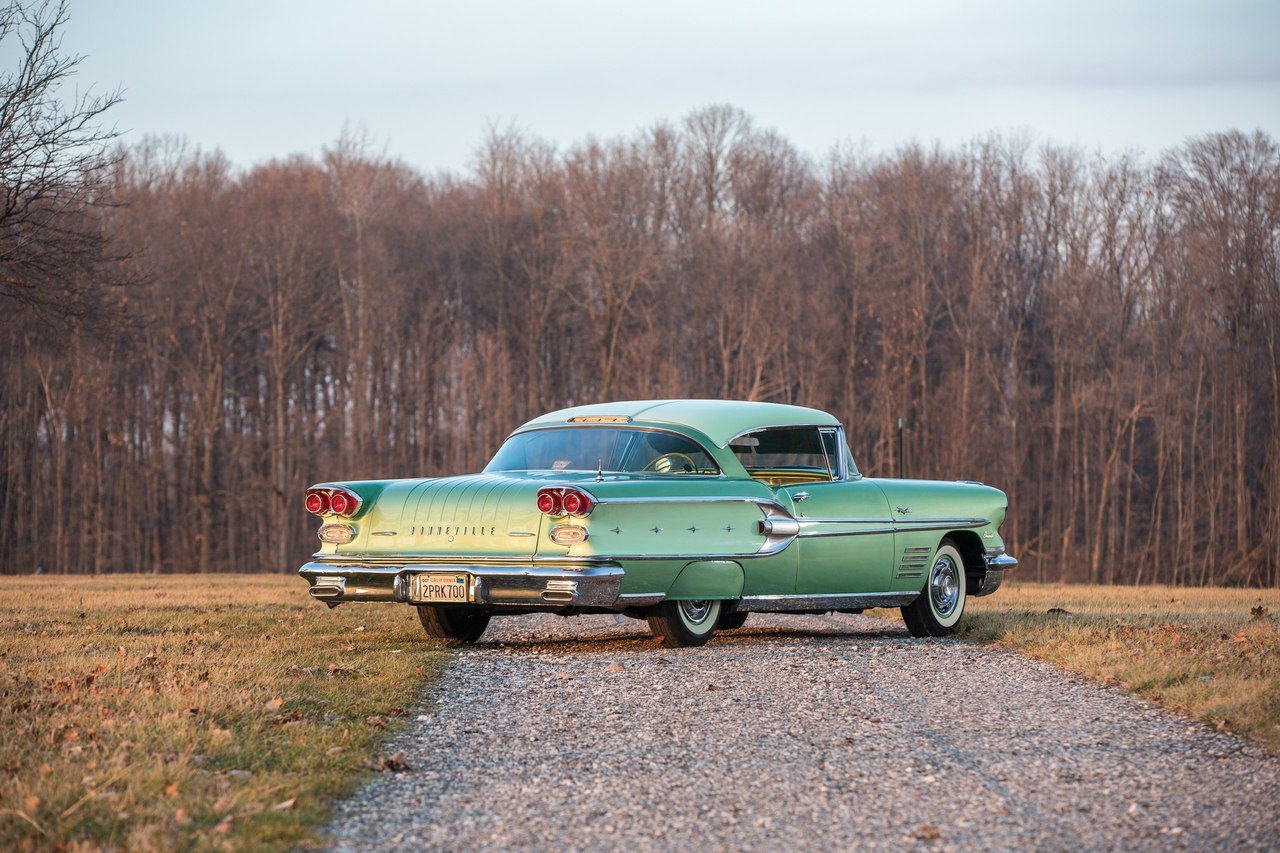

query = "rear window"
[485,427,720,475]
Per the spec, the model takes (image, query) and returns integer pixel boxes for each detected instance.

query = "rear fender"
[666,560,744,600]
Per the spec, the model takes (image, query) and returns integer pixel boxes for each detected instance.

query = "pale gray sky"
[55,0,1280,172]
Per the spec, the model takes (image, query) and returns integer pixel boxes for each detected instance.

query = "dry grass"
[0,574,448,851]
[953,582,1280,751]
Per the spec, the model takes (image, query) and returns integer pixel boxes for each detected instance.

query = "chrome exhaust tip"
[309,576,346,599]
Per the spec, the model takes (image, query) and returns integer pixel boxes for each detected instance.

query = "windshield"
[485,427,720,475]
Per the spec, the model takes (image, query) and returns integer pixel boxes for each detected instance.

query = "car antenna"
[596,458,603,482]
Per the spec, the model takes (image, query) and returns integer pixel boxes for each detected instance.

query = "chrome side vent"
[896,546,931,579]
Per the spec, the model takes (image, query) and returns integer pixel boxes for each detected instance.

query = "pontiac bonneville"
[299,400,1017,647]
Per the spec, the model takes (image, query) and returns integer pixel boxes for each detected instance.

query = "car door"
[774,427,895,594]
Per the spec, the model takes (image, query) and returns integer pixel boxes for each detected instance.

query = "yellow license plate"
[410,573,471,603]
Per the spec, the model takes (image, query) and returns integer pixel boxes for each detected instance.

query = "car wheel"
[416,605,490,643]
[901,540,967,638]
[647,599,721,648]
[716,608,749,630]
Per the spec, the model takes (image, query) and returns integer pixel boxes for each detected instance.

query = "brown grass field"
[1,575,1277,850]
[0,575,448,851]
[957,583,1280,750]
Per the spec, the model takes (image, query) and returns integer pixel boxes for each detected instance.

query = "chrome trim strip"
[591,495,783,507]
[371,531,397,536]
[798,516,895,523]
[313,549,784,565]
[799,527,896,538]
[738,591,918,612]
[617,592,666,606]
[794,516,988,528]
[894,516,989,527]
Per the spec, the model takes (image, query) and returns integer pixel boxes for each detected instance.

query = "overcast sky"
[52,0,1280,174]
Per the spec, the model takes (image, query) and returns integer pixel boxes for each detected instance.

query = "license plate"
[410,573,471,603]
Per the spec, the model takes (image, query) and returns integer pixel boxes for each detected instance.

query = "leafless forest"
[2,7,1278,584]
[0,108,1274,585]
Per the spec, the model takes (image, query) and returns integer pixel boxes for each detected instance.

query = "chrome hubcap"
[680,599,712,624]
[930,556,959,617]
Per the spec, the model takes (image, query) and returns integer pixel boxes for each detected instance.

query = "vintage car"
[299,400,1017,647]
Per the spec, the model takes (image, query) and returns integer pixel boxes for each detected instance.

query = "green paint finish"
[302,401,1016,617]
[667,561,745,600]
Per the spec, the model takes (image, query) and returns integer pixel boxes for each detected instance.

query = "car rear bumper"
[298,561,625,608]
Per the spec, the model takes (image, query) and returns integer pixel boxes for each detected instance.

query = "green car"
[299,400,1017,647]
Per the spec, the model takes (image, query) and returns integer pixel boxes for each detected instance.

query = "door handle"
[793,491,811,502]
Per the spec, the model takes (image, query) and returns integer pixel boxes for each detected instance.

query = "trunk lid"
[334,473,548,559]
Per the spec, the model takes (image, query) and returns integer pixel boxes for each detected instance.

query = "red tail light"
[561,489,593,516]
[536,488,562,515]
[306,486,361,517]
[329,491,353,516]
[305,490,330,515]
[537,487,594,517]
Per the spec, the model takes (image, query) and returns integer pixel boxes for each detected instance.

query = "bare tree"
[0,0,123,330]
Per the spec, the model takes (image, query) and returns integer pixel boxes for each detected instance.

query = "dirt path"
[326,612,1280,851]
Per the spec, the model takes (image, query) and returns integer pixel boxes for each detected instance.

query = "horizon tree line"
[1,8,1278,586]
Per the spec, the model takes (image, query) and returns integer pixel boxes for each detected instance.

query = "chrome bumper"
[974,549,1018,596]
[298,561,625,608]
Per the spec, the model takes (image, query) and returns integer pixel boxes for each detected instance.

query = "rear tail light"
[328,491,353,516]
[536,487,593,517]
[536,488,562,515]
[305,487,361,518]
[561,489,592,516]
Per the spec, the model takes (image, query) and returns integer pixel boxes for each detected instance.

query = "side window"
[729,426,836,486]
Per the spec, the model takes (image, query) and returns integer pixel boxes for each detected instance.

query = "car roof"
[516,399,841,447]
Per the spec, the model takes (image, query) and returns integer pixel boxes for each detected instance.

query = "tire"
[416,605,490,643]
[647,599,722,648]
[901,540,967,638]
[716,608,749,630]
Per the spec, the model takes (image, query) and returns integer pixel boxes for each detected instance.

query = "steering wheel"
[642,452,697,474]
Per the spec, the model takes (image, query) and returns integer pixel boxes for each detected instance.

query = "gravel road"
[326,611,1280,851]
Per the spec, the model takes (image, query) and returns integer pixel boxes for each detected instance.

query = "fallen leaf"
[367,753,411,772]
[603,663,625,673]
[353,626,365,632]
[23,795,40,812]
[913,824,940,840]
[365,715,388,729]
[165,781,180,798]
[213,817,233,835]
[264,697,284,712]
[272,798,296,812]
[174,807,191,825]
[326,746,345,756]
